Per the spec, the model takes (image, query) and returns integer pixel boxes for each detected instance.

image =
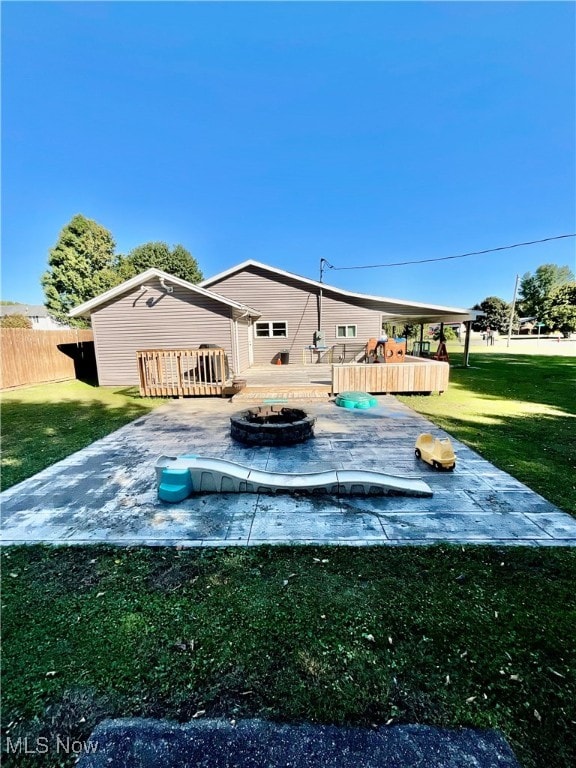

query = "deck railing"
[303,343,366,365]
[331,357,449,395]
[137,348,228,397]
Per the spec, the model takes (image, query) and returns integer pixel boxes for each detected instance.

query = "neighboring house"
[0,303,69,330]
[69,261,478,386]
[517,317,537,334]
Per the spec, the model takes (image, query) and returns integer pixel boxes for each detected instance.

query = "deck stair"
[231,385,332,404]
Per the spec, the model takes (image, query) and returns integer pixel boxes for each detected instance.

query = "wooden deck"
[137,348,228,397]
[332,357,449,394]
[136,354,449,398]
[237,358,449,397]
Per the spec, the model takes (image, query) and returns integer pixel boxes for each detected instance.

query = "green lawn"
[398,352,576,514]
[0,381,166,491]
[2,545,575,768]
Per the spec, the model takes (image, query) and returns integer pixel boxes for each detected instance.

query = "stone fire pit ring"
[230,405,316,447]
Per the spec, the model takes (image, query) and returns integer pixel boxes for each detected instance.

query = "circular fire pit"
[230,406,315,447]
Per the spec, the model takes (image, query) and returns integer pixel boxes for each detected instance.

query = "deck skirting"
[331,358,449,394]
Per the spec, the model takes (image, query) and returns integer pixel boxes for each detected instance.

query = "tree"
[121,242,203,283]
[518,263,575,320]
[382,322,417,339]
[0,314,32,329]
[41,214,116,327]
[472,296,514,333]
[542,282,576,336]
[432,325,457,341]
[89,257,134,295]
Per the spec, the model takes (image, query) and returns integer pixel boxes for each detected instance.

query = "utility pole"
[318,259,325,333]
[507,274,519,348]
[318,258,332,334]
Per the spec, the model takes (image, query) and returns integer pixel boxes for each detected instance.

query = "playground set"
[365,336,450,364]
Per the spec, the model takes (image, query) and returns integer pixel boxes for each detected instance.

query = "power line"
[321,233,576,272]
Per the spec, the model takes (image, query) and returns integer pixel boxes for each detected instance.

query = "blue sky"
[2,1,575,309]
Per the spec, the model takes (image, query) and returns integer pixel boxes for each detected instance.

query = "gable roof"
[0,303,51,318]
[69,268,261,318]
[200,259,480,323]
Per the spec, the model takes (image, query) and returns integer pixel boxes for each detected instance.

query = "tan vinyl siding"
[92,285,233,385]
[321,293,381,345]
[209,266,381,364]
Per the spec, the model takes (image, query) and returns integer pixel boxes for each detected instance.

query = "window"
[255,321,287,338]
[336,325,357,338]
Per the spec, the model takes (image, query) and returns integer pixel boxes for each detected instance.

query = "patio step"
[231,385,332,404]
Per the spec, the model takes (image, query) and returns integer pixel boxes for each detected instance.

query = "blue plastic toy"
[335,391,378,409]
[158,454,197,502]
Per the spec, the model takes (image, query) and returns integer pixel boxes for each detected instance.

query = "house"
[0,303,69,330]
[69,260,478,387]
[517,317,537,334]
[201,260,477,364]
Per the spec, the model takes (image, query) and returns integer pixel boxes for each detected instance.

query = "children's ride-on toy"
[415,433,456,471]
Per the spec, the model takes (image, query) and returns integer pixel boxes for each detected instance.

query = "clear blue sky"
[2,1,575,309]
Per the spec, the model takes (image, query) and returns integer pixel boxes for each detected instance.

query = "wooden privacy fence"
[137,348,229,397]
[331,357,449,395]
[0,329,94,389]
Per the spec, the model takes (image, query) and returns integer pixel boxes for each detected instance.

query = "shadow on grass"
[0,397,156,491]
[2,545,576,768]
[401,354,576,513]
[448,353,576,415]
[428,411,575,513]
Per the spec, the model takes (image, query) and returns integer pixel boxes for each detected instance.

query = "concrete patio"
[1,395,575,547]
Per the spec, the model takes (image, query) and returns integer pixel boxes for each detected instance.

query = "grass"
[2,544,575,768]
[0,381,166,491]
[398,352,576,514]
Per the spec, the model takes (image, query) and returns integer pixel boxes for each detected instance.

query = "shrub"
[1,314,32,329]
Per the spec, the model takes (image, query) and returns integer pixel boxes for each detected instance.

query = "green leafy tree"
[122,242,203,283]
[432,325,458,341]
[542,282,576,336]
[41,214,116,327]
[472,296,514,333]
[381,323,417,339]
[518,264,575,320]
[89,257,135,295]
[0,314,32,329]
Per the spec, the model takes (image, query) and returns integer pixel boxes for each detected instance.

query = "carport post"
[463,321,472,367]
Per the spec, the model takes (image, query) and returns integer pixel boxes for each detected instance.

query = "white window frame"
[335,324,357,339]
[254,321,288,338]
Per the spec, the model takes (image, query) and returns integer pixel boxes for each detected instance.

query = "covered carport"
[379,310,480,367]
